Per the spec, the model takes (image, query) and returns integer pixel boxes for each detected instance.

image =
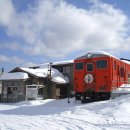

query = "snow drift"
[0,95,130,130]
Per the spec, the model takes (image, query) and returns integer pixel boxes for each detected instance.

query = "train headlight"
[87,53,92,58]
[84,74,93,83]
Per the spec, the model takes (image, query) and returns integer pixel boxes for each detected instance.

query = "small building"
[33,60,74,96]
[0,66,69,102]
[51,60,74,93]
[0,72,29,102]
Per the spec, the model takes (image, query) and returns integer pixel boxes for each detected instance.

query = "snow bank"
[1,95,130,130]
[112,84,130,93]
[111,84,130,99]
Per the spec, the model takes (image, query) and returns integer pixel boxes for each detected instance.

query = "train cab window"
[87,63,93,71]
[75,62,83,70]
[96,60,107,69]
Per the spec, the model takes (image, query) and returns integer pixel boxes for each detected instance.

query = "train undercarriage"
[75,91,111,103]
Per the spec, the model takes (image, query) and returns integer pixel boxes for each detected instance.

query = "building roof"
[10,67,69,84]
[0,72,29,80]
[28,60,74,69]
[51,60,74,66]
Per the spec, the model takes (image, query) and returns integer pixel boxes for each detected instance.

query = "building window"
[63,67,70,73]
[7,87,13,94]
[96,60,107,69]
[7,87,17,95]
[87,63,93,71]
[75,62,84,70]
[13,87,17,91]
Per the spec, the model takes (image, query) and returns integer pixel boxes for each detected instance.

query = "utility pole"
[0,68,4,77]
[46,63,52,98]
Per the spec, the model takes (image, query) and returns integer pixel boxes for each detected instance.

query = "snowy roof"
[51,60,74,66]
[88,51,117,57]
[76,51,119,60]
[19,67,48,78]
[10,67,69,84]
[28,60,74,69]
[121,60,130,65]
[0,72,29,80]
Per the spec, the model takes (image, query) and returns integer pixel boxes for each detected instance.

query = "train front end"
[74,52,111,102]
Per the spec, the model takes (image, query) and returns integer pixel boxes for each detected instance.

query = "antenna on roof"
[120,58,130,62]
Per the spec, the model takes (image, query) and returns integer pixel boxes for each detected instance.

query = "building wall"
[48,83,68,99]
[52,63,74,93]
[1,80,26,103]
[26,77,48,99]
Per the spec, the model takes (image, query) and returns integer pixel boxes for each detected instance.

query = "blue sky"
[0,0,130,72]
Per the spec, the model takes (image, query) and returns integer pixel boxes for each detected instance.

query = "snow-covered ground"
[0,95,130,130]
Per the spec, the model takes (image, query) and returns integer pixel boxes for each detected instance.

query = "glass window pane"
[87,63,93,71]
[75,62,83,70]
[97,60,107,68]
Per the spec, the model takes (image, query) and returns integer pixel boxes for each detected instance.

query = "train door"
[95,58,110,92]
[84,60,96,91]
[117,65,120,87]
[74,61,85,93]
[112,60,120,88]
[119,65,125,86]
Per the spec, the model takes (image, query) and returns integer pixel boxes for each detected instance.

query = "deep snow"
[0,95,130,130]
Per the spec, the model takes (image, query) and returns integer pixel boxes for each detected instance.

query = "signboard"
[26,85,38,100]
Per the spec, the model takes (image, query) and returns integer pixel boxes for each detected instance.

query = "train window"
[120,67,124,77]
[87,63,93,71]
[75,62,83,70]
[114,61,116,70]
[96,60,107,69]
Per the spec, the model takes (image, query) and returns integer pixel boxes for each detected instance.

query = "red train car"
[74,51,130,102]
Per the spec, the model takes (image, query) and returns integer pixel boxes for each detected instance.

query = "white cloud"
[0,0,130,58]
[0,54,24,64]
[0,0,14,26]
[0,42,21,50]
[0,54,36,67]
[0,55,10,63]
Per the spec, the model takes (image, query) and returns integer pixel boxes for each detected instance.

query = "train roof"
[121,60,130,65]
[75,51,119,60]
